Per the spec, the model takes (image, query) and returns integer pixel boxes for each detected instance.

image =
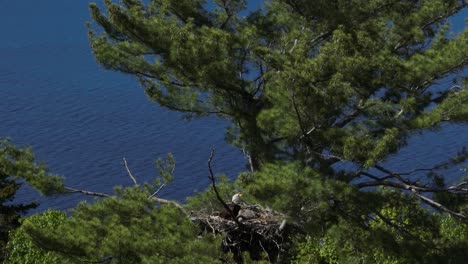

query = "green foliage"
[0,138,66,260]
[87,0,467,173]
[15,0,466,262]
[244,163,468,263]
[155,153,175,184]
[22,187,222,263]
[5,210,68,264]
[437,216,468,262]
[0,138,65,196]
[293,198,468,264]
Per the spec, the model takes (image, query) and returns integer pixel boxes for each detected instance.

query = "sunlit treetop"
[88,0,467,170]
[87,0,468,217]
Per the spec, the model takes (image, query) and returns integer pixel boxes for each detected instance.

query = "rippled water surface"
[0,1,467,212]
[0,44,245,210]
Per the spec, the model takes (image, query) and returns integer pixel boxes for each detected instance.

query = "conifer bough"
[89,0,467,217]
[11,0,464,262]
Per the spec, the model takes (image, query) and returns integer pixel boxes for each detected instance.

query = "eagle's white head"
[232,193,242,204]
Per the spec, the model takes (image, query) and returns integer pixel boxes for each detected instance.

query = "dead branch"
[286,84,307,137]
[356,178,467,194]
[64,186,187,214]
[309,31,332,46]
[207,148,240,224]
[431,84,463,104]
[333,100,367,128]
[356,164,467,219]
[63,156,188,216]
[64,187,111,198]
[412,191,466,220]
[149,196,188,215]
[148,183,166,199]
[123,157,138,186]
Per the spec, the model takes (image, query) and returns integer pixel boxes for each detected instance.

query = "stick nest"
[191,204,295,262]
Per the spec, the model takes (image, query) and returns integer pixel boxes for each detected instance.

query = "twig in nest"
[259,240,272,263]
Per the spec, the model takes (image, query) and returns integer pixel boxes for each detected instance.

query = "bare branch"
[148,183,166,199]
[356,180,410,190]
[268,136,287,144]
[164,104,229,116]
[238,44,251,80]
[299,126,316,139]
[356,163,467,219]
[373,147,467,178]
[219,0,234,29]
[64,186,188,214]
[241,147,256,173]
[309,31,332,46]
[288,38,298,53]
[64,187,111,198]
[413,59,467,91]
[356,178,467,219]
[286,85,307,137]
[123,157,138,186]
[358,171,394,181]
[149,196,188,215]
[411,191,466,220]
[333,99,367,128]
[207,148,241,224]
[431,85,462,104]
[356,178,467,194]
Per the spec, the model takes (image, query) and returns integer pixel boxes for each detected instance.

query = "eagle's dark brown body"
[219,203,241,219]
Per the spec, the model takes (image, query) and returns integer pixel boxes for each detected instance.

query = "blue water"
[0,42,246,210]
[0,1,467,212]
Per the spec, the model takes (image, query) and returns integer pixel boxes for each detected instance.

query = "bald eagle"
[219,193,242,219]
[232,193,242,204]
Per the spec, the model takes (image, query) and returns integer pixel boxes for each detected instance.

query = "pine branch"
[394,4,466,51]
[356,164,467,219]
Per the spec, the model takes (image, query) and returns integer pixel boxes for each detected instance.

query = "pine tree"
[0,138,64,260]
[22,189,224,263]
[16,0,468,262]
[88,0,467,171]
